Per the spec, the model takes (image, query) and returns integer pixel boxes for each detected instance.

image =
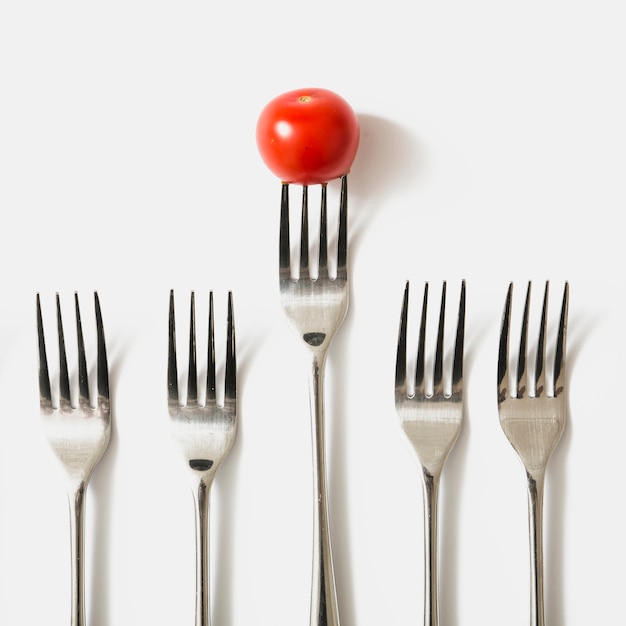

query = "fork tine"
[451,280,466,394]
[280,183,292,279]
[395,281,409,396]
[168,290,179,408]
[553,282,569,397]
[299,186,310,278]
[224,291,237,403]
[516,282,531,398]
[56,294,71,410]
[206,292,217,406]
[535,282,549,397]
[187,292,198,406]
[415,282,428,396]
[497,283,513,402]
[432,282,447,395]
[75,293,90,408]
[37,294,53,411]
[336,175,348,280]
[95,292,109,403]
[318,184,329,279]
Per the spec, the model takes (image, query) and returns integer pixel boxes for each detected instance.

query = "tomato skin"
[256,88,360,185]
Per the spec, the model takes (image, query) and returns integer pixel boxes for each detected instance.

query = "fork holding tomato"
[256,88,360,626]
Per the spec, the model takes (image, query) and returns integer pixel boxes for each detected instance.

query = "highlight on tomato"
[256,87,360,185]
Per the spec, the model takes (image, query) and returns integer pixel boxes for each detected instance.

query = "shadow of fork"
[437,317,487,626]
[88,338,128,626]
[324,322,355,626]
[544,310,590,626]
[204,340,253,626]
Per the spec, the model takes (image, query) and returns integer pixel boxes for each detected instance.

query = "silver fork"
[167,290,237,626]
[279,176,348,626]
[37,292,111,626]
[394,281,466,626]
[497,281,569,626]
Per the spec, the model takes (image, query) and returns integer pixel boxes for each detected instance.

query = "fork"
[37,292,111,626]
[394,280,466,626]
[497,281,569,626]
[279,176,348,626]
[167,290,237,626]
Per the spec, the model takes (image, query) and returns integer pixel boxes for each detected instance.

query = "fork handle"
[193,477,212,626]
[307,353,340,626]
[68,483,86,626]
[527,471,546,626]
[421,470,440,626]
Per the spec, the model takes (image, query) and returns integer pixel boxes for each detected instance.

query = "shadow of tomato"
[352,113,421,184]
[346,113,423,246]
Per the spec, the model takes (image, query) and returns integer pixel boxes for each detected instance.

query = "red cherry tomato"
[256,87,360,185]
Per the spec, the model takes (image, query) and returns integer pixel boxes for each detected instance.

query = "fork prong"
[187,292,198,406]
[395,281,409,396]
[224,291,237,403]
[206,292,217,406]
[553,282,569,397]
[280,183,291,280]
[432,282,447,395]
[336,175,348,280]
[75,293,90,409]
[516,282,531,398]
[451,280,466,395]
[415,282,428,396]
[95,292,109,403]
[535,281,549,397]
[168,290,179,408]
[37,294,53,411]
[56,294,71,410]
[318,184,329,279]
[497,283,513,402]
[300,186,310,279]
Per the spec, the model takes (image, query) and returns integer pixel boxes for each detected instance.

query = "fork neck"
[304,349,341,626]
[421,468,441,626]
[300,333,332,361]
[526,469,546,626]
[190,474,214,626]
[67,481,87,626]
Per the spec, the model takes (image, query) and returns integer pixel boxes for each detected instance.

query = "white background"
[0,1,624,624]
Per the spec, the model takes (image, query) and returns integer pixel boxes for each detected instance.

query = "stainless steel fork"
[279,176,348,626]
[37,292,111,626]
[168,290,237,626]
[497,281,569,626]
[394,281,466,626]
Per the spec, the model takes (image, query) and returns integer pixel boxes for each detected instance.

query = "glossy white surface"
[0,1,624,624]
